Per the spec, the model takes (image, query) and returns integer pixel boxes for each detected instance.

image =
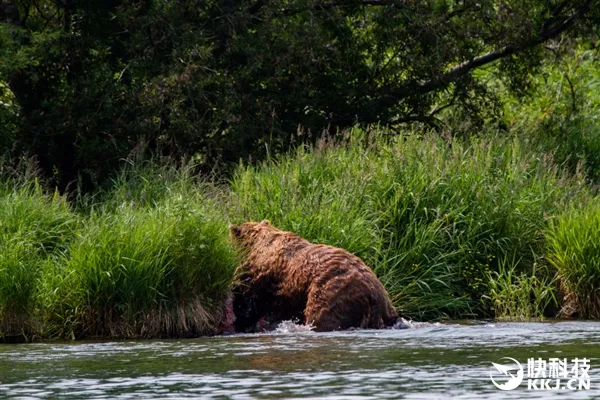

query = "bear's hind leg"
[305,289,370,332]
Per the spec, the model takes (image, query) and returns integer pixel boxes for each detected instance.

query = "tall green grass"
[0,160,237,341]
[485,257,557,321]
[0,181,75,340]
[41,161,237,339]
[232,130,589,319]
[2,128,600,340]
[546,201,600,319]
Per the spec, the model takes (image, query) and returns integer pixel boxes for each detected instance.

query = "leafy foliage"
[505,42,600,181]
[41,160,237,339]
[0,0,598,189]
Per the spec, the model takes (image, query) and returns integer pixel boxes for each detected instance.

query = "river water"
[1,321,599,399]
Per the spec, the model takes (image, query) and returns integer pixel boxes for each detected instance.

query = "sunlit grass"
[547,201,600,319]
[0,181,75,340]
[232,128,588,319]
[41,160,237,339]
[1,127,599,340]
[485,256,557,321]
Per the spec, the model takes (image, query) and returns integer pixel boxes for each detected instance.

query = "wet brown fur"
[230,220,398,332]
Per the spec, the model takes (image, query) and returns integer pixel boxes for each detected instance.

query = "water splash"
[272,317,428,333]
[392,317,413,329]
[274,320,315,333]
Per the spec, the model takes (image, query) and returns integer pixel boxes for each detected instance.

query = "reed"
[232,129,588,319]
[40,160,237,339]
[1,129,598,340]
[546,201,600,318]
[0,181,75,340]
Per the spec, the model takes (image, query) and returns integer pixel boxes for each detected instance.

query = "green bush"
[505,44,600,182]
[547,201,600,319]
[3,2,596,191]
[0,182,75,339]
[41,162,237,339]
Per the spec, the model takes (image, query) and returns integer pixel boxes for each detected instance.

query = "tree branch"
[563,71,578,113]
[387,0,592,99]
[444,2,482,22]
[248,0,407,16]
[329,1,593,128]
[313,0,399,10]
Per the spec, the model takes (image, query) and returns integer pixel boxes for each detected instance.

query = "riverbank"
[1,130,600,342]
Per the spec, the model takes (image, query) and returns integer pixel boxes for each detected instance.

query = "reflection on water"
[1,321,599,399]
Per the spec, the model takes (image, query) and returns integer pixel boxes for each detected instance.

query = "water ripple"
[1,321,599,399]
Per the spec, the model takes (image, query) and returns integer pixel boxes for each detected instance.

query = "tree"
[0,0,598,190]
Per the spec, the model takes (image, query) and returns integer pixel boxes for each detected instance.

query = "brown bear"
[230,220,398,332]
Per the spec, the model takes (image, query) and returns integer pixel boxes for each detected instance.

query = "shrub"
[546,201,600,318]
[0,182,75,339]
[485,256,557,321]
[506,44,600,182]
[41,161,237,339]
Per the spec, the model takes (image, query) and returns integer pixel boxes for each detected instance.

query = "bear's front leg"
[231,266,278,333]
[231,279,262,333]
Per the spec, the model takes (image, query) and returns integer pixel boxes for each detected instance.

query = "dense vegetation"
[1,1,600,340]
[0,164,238,340]
[3,125,600,341]
[1,0,599,190]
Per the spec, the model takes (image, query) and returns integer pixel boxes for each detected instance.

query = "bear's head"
[230,219,274,248]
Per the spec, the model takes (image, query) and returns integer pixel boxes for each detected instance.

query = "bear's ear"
[229,224,241,237]
[260,219,270,226]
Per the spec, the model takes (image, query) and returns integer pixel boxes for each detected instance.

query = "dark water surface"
[1,321,600,399]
